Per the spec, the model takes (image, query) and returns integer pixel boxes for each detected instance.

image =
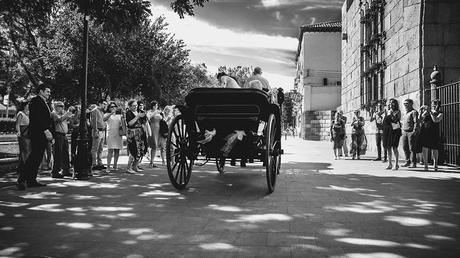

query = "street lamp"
[74,1,91,179]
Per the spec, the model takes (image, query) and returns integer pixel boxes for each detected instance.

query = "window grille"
[360,0,386,108]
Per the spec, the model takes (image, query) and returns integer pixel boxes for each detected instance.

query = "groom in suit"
[17,83,54,190]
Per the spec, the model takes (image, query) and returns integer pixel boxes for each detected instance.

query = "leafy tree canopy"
[0,0,213,106]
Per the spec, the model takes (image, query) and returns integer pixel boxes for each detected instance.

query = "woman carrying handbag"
[383,98,402,170]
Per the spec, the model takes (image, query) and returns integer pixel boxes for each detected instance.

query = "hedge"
[0,118,16,134]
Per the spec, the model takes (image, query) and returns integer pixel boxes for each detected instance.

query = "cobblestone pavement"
[0,137,460,257]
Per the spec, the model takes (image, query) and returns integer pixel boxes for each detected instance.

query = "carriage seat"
[185,88,271,132]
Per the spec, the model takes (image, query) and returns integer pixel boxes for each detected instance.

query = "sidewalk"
[0,137,459,257]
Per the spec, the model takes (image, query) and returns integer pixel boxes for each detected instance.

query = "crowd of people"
[14,83,176,190]
[14,66,278,190]
[330,98,444,172]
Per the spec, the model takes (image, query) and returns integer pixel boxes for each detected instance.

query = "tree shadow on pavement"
[0,160,459,257]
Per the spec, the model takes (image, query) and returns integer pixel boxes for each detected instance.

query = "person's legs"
[432,149,439,171]
[160,146,165,165]
[342,136,349,157]
[91,135,99,167]
[408,132,417,167]
[393,146,399,170]
[133,158,139,172]
[351,134,357,159]
[356,134,363,160]
[52,134,63,176]
[113,149,120,169]
[17,137,30,174]
[150,147,157,167]
[107,149,113,171]
[401,132,410,166]
[375,133,382,160]
[383,145,388,162]
[61,135,71,174]
[386,148,393,169]
[96,131,104,166]
[70,130,78,166]
[126,155,135,173]
[422,147,429,170]
[23,136,47,184]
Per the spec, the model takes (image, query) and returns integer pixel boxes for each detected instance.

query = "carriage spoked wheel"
[216,158,225,174]
[166,115,193,190]
[265,114,280,193]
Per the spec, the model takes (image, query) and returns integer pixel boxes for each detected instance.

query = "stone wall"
[341,0,423,156]
[341,0,423,117]
[301,111,334,141]
[422,0,460,103]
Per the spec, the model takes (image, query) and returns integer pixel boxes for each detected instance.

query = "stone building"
[295,21,342,140]
[341,0,460,153]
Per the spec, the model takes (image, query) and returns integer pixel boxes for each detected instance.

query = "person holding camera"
[104,102,123,173]
[370,102,387,162]
[51,101,74,178]
[125,99,146,173]
[418,100,443,171]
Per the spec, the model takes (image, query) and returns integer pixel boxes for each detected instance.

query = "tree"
[218,65,251,87]
[282,89,302,129]
[169,0,210,18]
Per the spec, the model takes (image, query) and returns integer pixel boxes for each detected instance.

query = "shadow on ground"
[0,159,459,257]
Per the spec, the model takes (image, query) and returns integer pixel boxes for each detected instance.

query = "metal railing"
[437,81,460,166]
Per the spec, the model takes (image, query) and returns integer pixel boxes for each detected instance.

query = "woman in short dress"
[15,101,31,174]
[125,99,146,173]
[147,101,162,167]
[383,98,402,170]
[104,102,123,172]
[418,99,443,171]
[330,112,345,160]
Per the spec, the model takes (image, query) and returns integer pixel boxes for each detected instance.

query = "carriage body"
[166,88,283,193]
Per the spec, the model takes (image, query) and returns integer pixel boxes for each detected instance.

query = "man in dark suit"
[17,83,53,190]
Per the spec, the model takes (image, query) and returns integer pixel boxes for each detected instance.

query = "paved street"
[1,137,460,257]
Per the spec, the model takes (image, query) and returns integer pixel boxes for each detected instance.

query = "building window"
[360,0,386,109]
[323,78,328,86]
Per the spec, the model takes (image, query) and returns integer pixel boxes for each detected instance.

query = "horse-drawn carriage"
[166,88,283,193]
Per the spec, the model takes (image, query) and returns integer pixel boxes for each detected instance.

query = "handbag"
[391,122,401,130]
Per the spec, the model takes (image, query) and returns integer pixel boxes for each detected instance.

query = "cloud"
[151,0,342,37]
[149,5,297,89]
[151,6,296,50]
[258,0,343,9]
[302,4,343,11]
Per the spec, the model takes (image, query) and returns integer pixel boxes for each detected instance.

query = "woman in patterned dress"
[125,99,146,173]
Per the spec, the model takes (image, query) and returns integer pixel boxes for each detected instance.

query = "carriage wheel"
[216,158,225,174]
[166,115,193,190]
[265,114,279,193]
[276,155,281,175]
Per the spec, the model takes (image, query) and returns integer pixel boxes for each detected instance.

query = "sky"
[149,0,343,90]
